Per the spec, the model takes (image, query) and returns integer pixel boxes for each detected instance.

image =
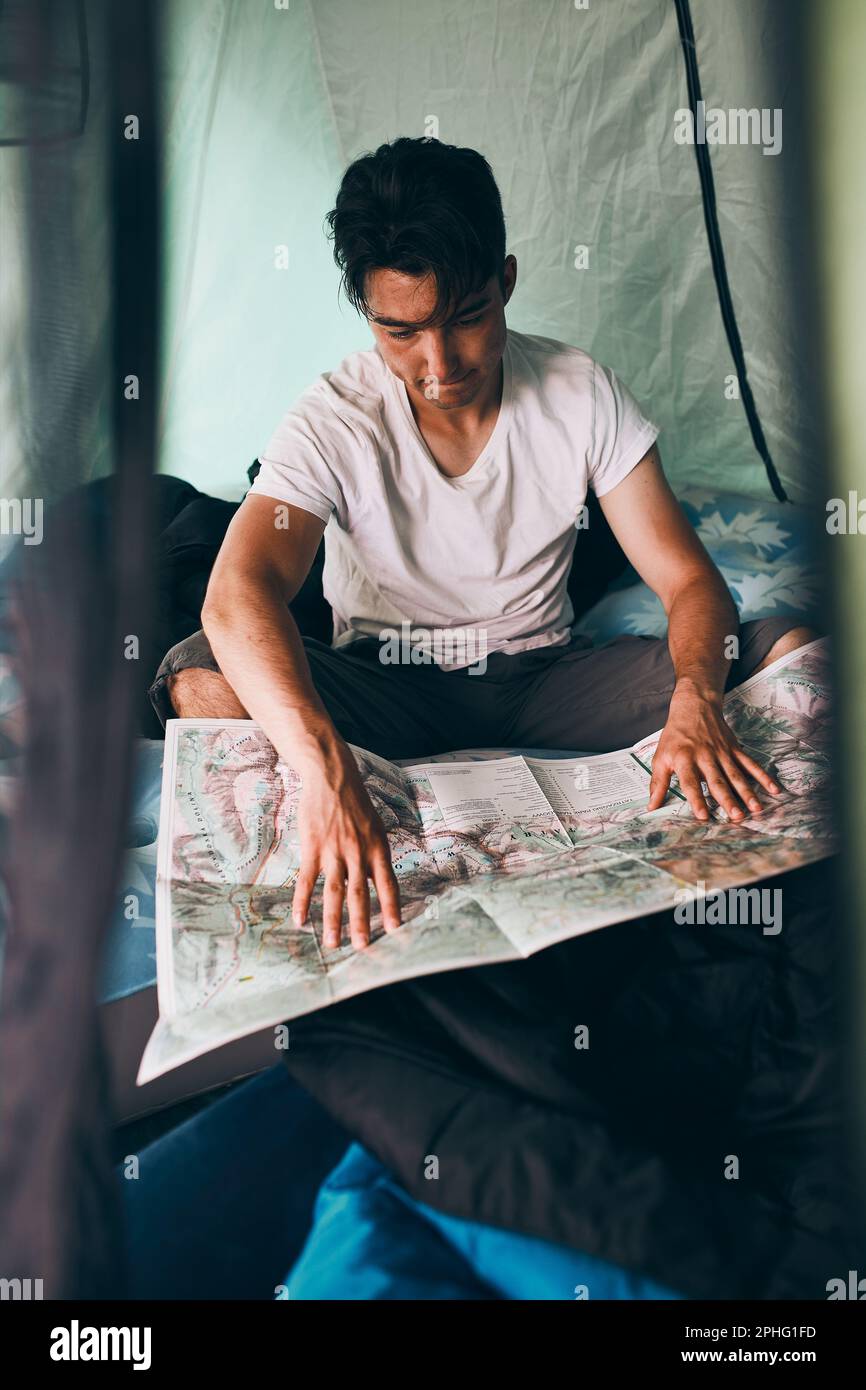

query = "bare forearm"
[666,572,739,704]
[201,579,344,775]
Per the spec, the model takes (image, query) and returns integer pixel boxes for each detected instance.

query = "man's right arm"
[201,494,402,949]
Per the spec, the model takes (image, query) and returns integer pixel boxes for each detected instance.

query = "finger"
[345,867,371,950]
[646,763,672,811]
[322,866,347,950]
[701,759,747,821]
[292,862,318,926]
[370,845,402,931]
[732,747,782,796]
[676,765,711,821]
[719,756,763,814]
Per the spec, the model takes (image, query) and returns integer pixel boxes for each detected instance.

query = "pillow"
[574,489,822,644]
[286,1141,685,1301]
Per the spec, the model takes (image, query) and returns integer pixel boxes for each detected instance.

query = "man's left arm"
[596,445,782,821]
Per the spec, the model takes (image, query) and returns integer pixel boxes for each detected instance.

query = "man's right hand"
[291,741,403,951]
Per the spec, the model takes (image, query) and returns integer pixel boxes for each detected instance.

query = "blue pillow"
[286,1142,685,1301]
[575,488,822,645]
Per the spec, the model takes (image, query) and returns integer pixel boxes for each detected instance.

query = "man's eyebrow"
[369,295,491,329]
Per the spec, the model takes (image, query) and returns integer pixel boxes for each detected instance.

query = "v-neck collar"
[394,336,514,487]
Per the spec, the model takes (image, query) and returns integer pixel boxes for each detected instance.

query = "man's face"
[365,255,517,413]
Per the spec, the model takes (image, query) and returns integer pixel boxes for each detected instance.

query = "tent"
[1,0,823,505]
[0,0,863,1303]
[149,0,813,503]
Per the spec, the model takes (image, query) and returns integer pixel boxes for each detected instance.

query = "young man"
[148,137,815,952]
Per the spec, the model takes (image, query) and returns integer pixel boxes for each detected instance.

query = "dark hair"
[325,137,506,328]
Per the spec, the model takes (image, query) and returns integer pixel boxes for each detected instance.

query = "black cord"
[673,0,788,502]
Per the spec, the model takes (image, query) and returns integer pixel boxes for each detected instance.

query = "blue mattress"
[99,738,163,1003]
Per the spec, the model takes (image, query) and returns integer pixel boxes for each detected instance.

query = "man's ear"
[502,254,517,306]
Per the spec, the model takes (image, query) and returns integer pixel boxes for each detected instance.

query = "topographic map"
[138,638,834,1083]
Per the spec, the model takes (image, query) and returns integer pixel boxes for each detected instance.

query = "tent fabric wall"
[155,0,352,501]
[0,1,113,498]
[692,0,816,501]
[154,0,811,504]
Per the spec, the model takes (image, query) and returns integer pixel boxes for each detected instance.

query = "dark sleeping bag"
[280,857,855,1300]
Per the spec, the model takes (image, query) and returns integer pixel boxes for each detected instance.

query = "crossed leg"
[149,629,465,759]
[166,668,249,719]
[750,624,820,676]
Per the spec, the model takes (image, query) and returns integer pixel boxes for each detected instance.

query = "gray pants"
[147,617,798,762]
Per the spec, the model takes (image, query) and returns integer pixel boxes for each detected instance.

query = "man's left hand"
[646,684,782,822]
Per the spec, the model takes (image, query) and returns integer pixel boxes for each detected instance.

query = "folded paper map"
[138,638,834,1083]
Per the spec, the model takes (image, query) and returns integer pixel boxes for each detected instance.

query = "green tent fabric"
[150,0,811,503]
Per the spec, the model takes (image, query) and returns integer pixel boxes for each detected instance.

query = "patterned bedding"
[574,489,821,643]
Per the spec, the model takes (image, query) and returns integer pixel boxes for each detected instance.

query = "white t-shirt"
[249,328,659,670]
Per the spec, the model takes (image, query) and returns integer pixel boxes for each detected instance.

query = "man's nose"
[421,330,459,383]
